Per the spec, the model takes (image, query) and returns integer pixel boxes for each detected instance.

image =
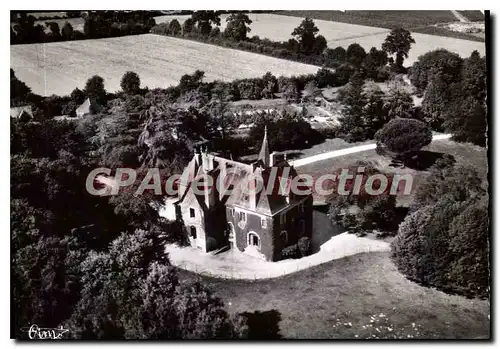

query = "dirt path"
[290,134,452,168]
[166,232,389,280]
[451,10,470,23]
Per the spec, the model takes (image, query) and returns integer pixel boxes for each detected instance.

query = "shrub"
[281,244,299,259]
[120,71,141,95]
[374,118,432,159]
[409,49,463,94]
[391,197,489,298]
[298,237,311,257]
[169,19,181,35]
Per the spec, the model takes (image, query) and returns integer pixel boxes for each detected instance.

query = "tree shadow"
[240,309,283,339]
[385,206,410,235]
[402,151,454,171]
[310,207,344,253]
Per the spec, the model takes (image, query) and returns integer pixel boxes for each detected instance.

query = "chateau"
[173,129,313,261]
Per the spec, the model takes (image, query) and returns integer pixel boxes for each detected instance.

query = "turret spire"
[258,126,270,167]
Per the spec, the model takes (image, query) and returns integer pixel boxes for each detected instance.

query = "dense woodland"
[10,12,488,338]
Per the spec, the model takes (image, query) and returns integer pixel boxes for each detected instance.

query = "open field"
[10,34,319,96]
[179,252,490,339]
[155,13,485,66]
[277,11,459,29]
[155,13,388,43]
[326,31,485,66]
[277,10,484,42]
[457,10,485,22]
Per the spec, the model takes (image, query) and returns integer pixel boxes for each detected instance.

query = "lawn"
[295,138,488,205]
[178,251,490,339]
[10,34,319,96]
[457,11,485,22]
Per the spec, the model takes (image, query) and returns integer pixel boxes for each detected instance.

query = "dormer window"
[239,211,246,222]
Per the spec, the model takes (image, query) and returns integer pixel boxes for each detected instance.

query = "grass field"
[293,137,488,206]
[457,10,485,22]
[10,34,320,96]
[156,13,485,66]
[277,10,484,42]
[179,252,490,339]
[276,11,459,30]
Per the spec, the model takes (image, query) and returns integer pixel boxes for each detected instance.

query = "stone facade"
[174,129,313,261]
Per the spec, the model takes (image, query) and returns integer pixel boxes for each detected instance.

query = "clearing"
[179,251,490,339]
[166,225,389,279]
[10,34,319,96]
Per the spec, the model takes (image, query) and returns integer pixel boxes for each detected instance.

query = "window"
[280,213,286,225]
[190,226,197,239]
[261,217,267,228]
[248,232,260,247]
[229,208,234,217]
[299,203,304,213]
[189,208,195,218]
[280,231,288,244]
[239,211,246,222]
[300,220,306,235]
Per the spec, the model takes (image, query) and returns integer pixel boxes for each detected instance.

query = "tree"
[374,118,432,159]
[182,18,194,34]
[261,72,278,99]
[382,27,415,72]
[328,162,397,235]
[385,78,414,119]
[191,11,221,36]
[291,17,320,55]
[346,43,367,68]
[169,19,181,35]
[178,70,205,93]
[313,35,327,55]
[84,75,106,103]
[412,159,485,211]
[363,47,388,80]
[10,69,32,105]
[409,49,463,94]
[446,202,489,297]
[120,71,141,95]
[224,13,252,41]
[442,51,487,146]
[64,230,244,339]
[324,46,347,67]
[45,21,61,40]
[249,111,323,151]
[209,84,232,141]
[362,81,390,139]
[391,197,489,298]
[337,73,368,142]
[61,21,74,40]
[70,87,86,104]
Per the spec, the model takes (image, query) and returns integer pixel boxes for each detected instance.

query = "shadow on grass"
[403,151,455,171]
[311,206,344,253]
[240,309,283,339]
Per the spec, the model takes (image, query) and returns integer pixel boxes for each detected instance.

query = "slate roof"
[10,105,33,119]
[76,98,101,116]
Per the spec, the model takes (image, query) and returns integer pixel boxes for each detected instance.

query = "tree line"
[151,12,415,75]
[11,11,158,44]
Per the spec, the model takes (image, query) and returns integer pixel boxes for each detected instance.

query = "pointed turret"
[258,126,270,167]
